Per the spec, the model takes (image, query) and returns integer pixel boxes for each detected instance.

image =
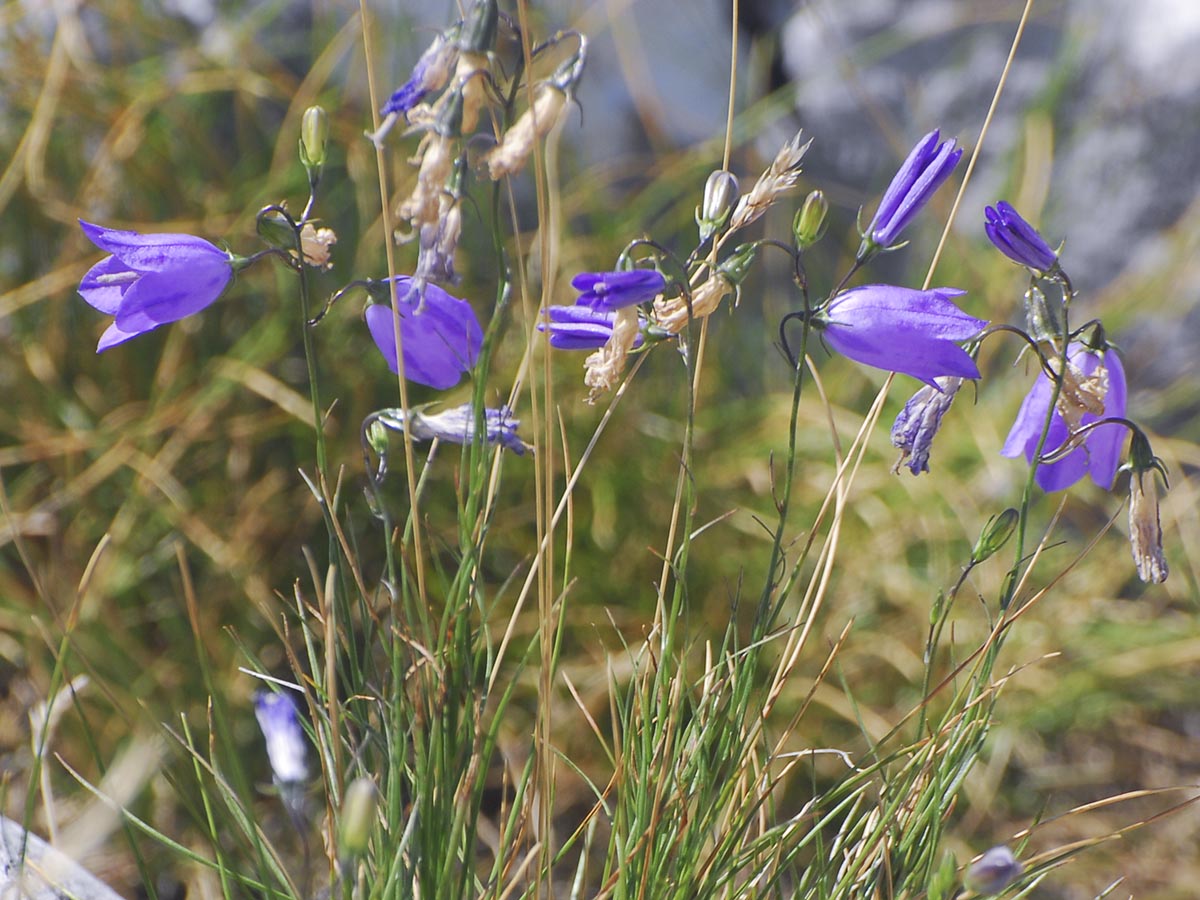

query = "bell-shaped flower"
[816,284,986,386]
[538,305,646,351]
[77,219,234,352]
[984,201,1059,273]
[366,277,483,390]
[890,376,965,475]
[964,846,1023,895]
[572,269,665,312]
[373,403,527,455]
[1001,341,1127,491]
[862,129,962,251]
[253,690,309,785]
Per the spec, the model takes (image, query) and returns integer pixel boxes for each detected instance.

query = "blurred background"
[1,0,1197,896]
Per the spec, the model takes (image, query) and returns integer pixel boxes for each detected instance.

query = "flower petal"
[828,285,986,341]
[79,219,229,273]
[113,261,232,331]
[823,328,981,386]
[96,320,151,353]
[78,255,133,314]
[366,280,483,390]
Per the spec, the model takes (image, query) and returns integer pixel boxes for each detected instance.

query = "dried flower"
[861,129,962,254]
[369,31,460,146]
[298,223,337,270]
[572,269,665,311]
[366,277,483,389]
[984,201,1059,273]
[584,306,641,401]
[77,219,235,352]
[414,195,462,285]
[964,845,1023,895]
[398,133,456,231]
[1001,341,1127,492]
[1125,430,1169,583]
[890,375,965,475]
[538,305,646,351]
[374,403,526,455]
[652,272,733,334]
[486,83,568,179]
[816,284,986,386]
[730,130,811,231]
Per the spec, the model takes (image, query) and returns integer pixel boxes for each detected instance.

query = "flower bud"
[1023,283,1060,343]
[971,508,1019,564]
[1125,429,1169,584]
[299,105,329,171]
[964,845,1023,895]
[696,170,739,242]
[338,778,378,860]
[366,418,391,456]
[256,207,297,251]
[793,190,829,249]
[459,0,498,54]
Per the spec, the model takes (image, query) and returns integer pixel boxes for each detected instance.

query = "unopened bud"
[971,508,1019,564]
[460,0,498,54]
[696,170,739,242]
[366,418,391,455]
[793,190,829,249]
[300,105,329,171]
[338,778,378,859]
[256,207,296,251]
[1023,283,1060,343]
[964,845,1023,895]
[718,242,759,285]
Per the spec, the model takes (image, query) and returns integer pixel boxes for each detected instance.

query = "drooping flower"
[653,272,733,334]
[1125,430,1169,583]
[572,269,665,312]
[862,130,962,252]
[374,403,527,455]
[253,690,309,785]
[890,376,965,475]
[380,31,459,120]
[815,284,986,386]
[964,846,1023,895]
[1001,342,1127,492]
[984,201,1059,273]
[537,305,646,351]
[77,219,234,352]
[366,277,483,390]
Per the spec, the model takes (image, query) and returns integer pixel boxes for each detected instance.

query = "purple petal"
[827,285,986,341]
[875,141,962,245]
[870,130,940,237]
[823,328,980,386]
[78,255,134,314]
[1082,349,1127,489]
[113,262,232,331]
[79,220,228,273]
[96,320,150,353]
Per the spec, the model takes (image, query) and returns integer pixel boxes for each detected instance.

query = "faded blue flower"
[1001,342,1127,492]
[572,270,665,312]
[964,846,1023,895]
[984,201,1058,272]
[253,690,308,785]
[381,32,458,118]
[817,285,986,386]
[864,130,962,249]
[77,219,234,352]
[891,376,965,475]
[375,403,527,455]
[537,305,646,351]
[367,278,483,390]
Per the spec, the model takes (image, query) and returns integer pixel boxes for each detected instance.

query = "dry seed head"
[730,131,811,231]
[298,223,337,270]
[486,84,568,179]
[1129,469,1169,583]
[653,273,732,334]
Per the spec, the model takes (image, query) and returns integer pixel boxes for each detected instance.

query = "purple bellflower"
[375,403,527,455]
[964,846,1024,895]
[77,219,234,352]
[572,270,665,312]
[538,305,646,351]
[862,130,962,251]
[816,284,986,386]
[1001,342,1127,492]
[984,201,1059,272]
[253,690,309,785]
[890,376,965,475]
[367,278,483,390]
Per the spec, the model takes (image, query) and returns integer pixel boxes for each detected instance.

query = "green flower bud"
[299,105,329,171]
[338,778,378,860]
[256,207,296,251]
[696,170,739,243]
[792,190,829,249]
[718,242,759,285]
[366,418,391,456]
[1023,283,1060,343]
[971,508,1019,564]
